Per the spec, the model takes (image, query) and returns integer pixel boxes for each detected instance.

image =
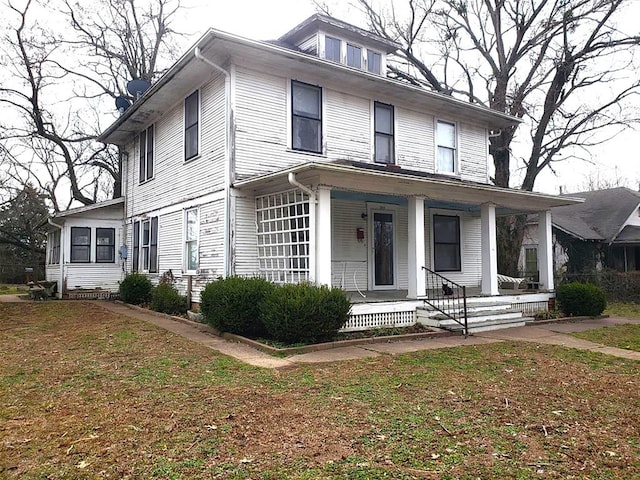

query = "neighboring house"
[46,15,580,329]
[520,187,640,275]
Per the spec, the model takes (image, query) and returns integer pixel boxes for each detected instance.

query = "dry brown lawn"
[1,301,638,479]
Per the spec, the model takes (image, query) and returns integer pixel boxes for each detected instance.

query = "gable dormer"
[279,14,399,76]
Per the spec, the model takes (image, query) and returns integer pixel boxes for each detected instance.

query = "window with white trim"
[374,102,394,164]
[70,227,91,263]
[437,120,457,173]
[96,228,115,263]
[367,50,382,74]
[132,218,158,273]
[291,80,322,154]
[184,90,199,160]
[139,124,154,182]
[48,230,60,264]
[433,214,461,272]
[347,43,362,68]
[325,36,341,62]
[184,208,198,273]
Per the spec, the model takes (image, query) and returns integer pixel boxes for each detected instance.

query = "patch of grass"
[1,301,638,479]
[572,323,640,352]
[0,283,21,295]
[606,302,640,319]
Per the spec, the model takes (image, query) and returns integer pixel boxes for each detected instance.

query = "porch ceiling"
[233,162,584,214]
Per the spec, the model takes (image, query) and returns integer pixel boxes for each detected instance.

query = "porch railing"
[422,266,468,336]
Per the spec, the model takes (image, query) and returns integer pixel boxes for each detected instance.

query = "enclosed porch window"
[256,189,310,283]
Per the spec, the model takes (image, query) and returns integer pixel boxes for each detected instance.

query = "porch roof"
[233,161,583,214]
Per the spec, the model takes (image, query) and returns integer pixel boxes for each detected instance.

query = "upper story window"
[367,50,382,74]
[291,80,322,154]
[96,228,116,263]
[347,44,362,68]
[325,36,341,62]
[184,208,199,273]
[184,90,199,161]
[374,102,394,164]
[70,227,91,263]
[437,120,457,174]
[139,124,154,183]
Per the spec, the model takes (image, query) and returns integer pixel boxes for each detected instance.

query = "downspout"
[47,218,64,299]
[195,47,232,277]
[288,172,317,283]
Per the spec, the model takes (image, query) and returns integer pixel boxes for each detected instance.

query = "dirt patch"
[1,302,638,478]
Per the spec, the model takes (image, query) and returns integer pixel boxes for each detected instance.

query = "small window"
[437,120,457,173]
[133,221,140,272]
[367,50,382,74]
[525,246,538,278]
[184,208,198,272]
[141,220,150,271]
[433,215,461,272]
[374,102,394,164]
[325,36,341,62]
[291,80,322,154]
[184,90,199,160]
[139,124,154,182]
[71,227,91,263]
[96,228,115,263]
[347,44,362,68]
[48,230,60,264]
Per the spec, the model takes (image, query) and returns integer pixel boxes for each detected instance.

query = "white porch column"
[538,210,554,290]
[315,187,332,286]
[407,196,426,298]
[481,203,499,295]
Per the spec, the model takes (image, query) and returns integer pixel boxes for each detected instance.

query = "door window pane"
[374,212,394,286]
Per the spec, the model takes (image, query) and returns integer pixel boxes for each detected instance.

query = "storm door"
[370,210,396,289]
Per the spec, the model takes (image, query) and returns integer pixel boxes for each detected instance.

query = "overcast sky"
[136,1,640,195]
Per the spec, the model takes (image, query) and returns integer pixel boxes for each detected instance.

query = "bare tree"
[330,0,640,273]
[0,0,183,207]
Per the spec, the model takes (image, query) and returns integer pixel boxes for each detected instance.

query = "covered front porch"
[234,161,581,331]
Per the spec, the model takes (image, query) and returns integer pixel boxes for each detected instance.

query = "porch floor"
[346,287,541,304]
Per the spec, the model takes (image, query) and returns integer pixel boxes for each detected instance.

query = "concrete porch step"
[425,308,524,323]
[444,316,533,333]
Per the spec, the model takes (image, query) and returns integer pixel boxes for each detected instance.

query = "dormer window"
[367,51,382,74]
[347,44,362,68]
[325,36,341,62]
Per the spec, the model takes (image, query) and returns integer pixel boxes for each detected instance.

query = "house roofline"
[98,27,521,144]
[52,197,125,219]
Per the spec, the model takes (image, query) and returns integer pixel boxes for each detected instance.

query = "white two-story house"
[46,15,581,330]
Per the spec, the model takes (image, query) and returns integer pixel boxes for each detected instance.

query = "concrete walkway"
[2,295,639,366]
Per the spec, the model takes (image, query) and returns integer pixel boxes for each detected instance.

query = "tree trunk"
[497,215,527,277]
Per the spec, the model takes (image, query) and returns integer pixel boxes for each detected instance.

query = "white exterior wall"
[331,199,369,290]
[234,193,260,276]
[232,65,490,184]
[124,73,226,219]
[58,216,124,292]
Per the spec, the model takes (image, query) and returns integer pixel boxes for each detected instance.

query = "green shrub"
[200,276,274,336]
[556,282,607,317]
[151,282,188,315]
[261,283,351,344]
[119,273,153,305]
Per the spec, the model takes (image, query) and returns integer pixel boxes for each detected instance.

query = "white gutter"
[47,218,64,299]
[288,172,317,283]
[195,47,232,277]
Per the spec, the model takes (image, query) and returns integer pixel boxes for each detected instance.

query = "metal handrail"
[421,266,468,336]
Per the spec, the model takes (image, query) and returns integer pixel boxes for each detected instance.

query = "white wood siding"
[124,73,226,218]
[234,193,259,276]
[459,122,489,183]
[232,64,490,183]
[191,199,225,302]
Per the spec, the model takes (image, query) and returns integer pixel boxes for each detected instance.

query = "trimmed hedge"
[261,283,351,344]
[151,283,188,315]
[119,273,153,305]
[556,282,606,317]
[200,276,274,337]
